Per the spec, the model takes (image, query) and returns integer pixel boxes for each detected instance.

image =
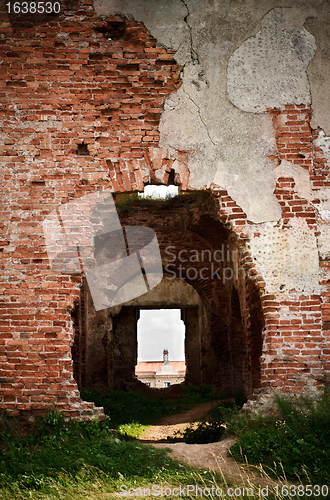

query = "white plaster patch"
[160,86,210,149]
[247,218,320,294]
[310,188,330,219]
[319,210,330,222]
[213,151,281,223]
[227,8,317,112]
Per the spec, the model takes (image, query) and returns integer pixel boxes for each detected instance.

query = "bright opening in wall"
[135,309,186,388]
[138,184,178,199]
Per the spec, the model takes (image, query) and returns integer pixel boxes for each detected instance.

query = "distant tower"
[157,349,178,377]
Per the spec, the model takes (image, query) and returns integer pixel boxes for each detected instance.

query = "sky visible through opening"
[137,309,185,362]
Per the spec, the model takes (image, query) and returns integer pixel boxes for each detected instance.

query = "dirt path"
[140,400,222,442]
[139,401,280,489]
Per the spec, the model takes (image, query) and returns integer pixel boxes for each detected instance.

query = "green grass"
[3,391,330,499]
[146,390,330,486]
[0,407,218,499]
[0,385,226,498]
[114,192,139,212]
[117,422,150,439]
[230,395,330,484]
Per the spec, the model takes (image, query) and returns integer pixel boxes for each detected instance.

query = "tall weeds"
[230,395,330,484]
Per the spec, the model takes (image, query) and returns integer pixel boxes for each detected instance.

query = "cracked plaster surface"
[94,0,330,226]
[93,1,330,291]
[246,218,320,295]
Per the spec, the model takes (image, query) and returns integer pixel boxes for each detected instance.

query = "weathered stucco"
[93,0,330,225]
[92,0,330,294]
[305,5,330,136]
[227,7,317,113]
[247,219,320,295]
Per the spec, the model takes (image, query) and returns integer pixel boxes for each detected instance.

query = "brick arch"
[0,0,267,420]
[69,192,266,398]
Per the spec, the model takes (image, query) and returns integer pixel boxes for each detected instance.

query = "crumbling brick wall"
[214,105,330,401]
[0,1,183,420]
[1,0,330,421]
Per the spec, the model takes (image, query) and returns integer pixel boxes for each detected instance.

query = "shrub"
[174,419,226,444]
[170,399,242,445]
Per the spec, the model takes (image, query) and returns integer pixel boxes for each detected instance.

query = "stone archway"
[71,192,265,399]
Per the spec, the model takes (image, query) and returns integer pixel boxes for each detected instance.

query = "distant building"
[135,350,186,388]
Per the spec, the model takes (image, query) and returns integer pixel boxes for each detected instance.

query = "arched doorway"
[71,192,264,398]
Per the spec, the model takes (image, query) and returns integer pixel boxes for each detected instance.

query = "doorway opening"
[70,193,265,397]
[135,309,186,388]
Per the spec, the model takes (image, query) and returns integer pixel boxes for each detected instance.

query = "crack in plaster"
[181,86,215,146]
[92,0,327,226]
[179,0,199,64]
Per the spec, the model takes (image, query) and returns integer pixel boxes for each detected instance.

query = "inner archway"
[71,192,264,398]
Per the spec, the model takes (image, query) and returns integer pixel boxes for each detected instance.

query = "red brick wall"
[0,1,183,419]
[1,0,330,419]
[213,105,330,398]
